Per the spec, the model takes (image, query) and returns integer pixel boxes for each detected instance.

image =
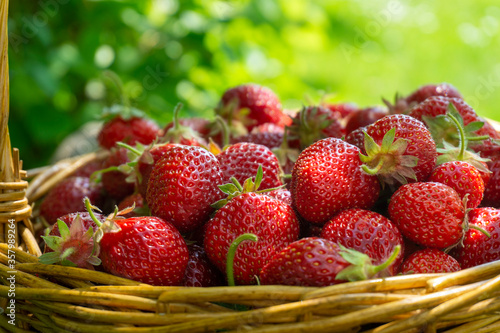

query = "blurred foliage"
[7,0,500,168]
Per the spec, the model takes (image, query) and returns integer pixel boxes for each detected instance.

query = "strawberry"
[408,96,500,152]
[428,161,485,209]
[217,142,283,191]
[259,237,401,287]
[344,106,387,135]
[39,176,104,225]
[98,114,160,150]
[231,125,284,149]
[388,182,465,249]
[40,211,107,269]
[356,114,437,187]
[146,145,224,233]
[99,147,136,202]
[183,244,224,287]
[450,207,500,269]
[216,83,286,132]
[385,83,462,114]
[288,106,344,150]
[482,157,500,208]
[401,248,461,274]
[321,208,405,276]
[203,192,300,285]
[100,215,189,286]
[117,193,146,218]
[265,188,292,206]
[160,103,207,146]
[323,102,359,119]
[291,137,380,225]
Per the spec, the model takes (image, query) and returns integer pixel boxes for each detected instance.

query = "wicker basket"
[4,3,500,333]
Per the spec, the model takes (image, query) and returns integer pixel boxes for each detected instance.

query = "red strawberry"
[41,211,107,269]
[217,142,283,191]
[288,106,344,150]
[100,216,189,286]
[344,106,387,135]
[182,244,224,287]
[231,126,284,149]
[117,193,146,218]
[160,103,207,146]
[321,208,405,276]
[100,147,136,202]
[259,237,401,287]
[98,115,160,150]
[291,137,380,225]
[386,83,462,114]
[401,248,461,274]
[428,161,485,209]
[451,207,500,269]
[266,188,292,206]
[481,157,500,208]
[216,84,285,132]
[203,192,300,285]
[388,182,465,249]
[146,145,224,233]
[323,102,359,119]
[356,114,437,187]
[39,176,104,225]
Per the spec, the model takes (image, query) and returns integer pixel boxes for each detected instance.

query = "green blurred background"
[7,0,500,169]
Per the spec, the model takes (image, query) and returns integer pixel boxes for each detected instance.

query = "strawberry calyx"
[226,233,259,286]
[289,106,337,149]
[211,165,285,209]
[161,103,206,146]
[39,197,124,269]
[271,127,299,180]
[359,128,418,186]
[335,244,401,282]
[434,104,491,174]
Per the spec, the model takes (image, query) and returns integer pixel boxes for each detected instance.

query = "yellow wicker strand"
[78,285,183,298]
[302,273,445,300]
[441,314,500,333]
[376,274,500,333]
[18,224,41,257]
[442,296,500,322]
[0,286,158,312]
[214,281,485,333]
[14,263,148,286]
[426,260,500,292]
[0,244,38,263]
[474,320,500,333]
[0,263,66,290]
[158,285,316,304]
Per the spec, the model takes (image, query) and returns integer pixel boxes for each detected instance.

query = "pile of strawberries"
[37,82,500,287]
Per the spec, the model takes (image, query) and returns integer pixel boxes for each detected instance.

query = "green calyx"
[226,233,259,286]
[271,127,299,181]
[290,106,335,149]
[359,128,418,186]
[335,245,401,282]
[211,165,285,209]
[161,103,205,145]
[434,104,491,173]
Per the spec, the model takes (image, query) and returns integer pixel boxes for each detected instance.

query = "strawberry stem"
[84,197,103,228]
[445,106,467,161]
[215,116,231,148]
[469,225,491,238]
[367,245,401,276]
[226,233,258,286]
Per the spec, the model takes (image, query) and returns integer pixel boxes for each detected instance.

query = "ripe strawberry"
[385,83,462,114]
[344,106,387,135]
[99,147,136,201]
[204,192,300,285]
[100,216,189,286]
[408,96,500,151]
[388,182,465,249]
[183,244,224,287]
[323,102,359,119]
[216,84,286,132]
[39,176,104,225]
[217,142,283,191]
[146,145,224,233]
[401,248,461,274]
[291,137,380,225]
[356,114,437,187]
[321,208,405,276]
[428,161,485,209]
[266,188,292,206]
[288,106,344,150]
[231,125,284,149]
[160,103,207,146]
[47,211,105,238]
[98,115,160,150]
[117,193,146,218]
[451,207,500,269]
[482,157,500,208]
[259,237,401,287]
